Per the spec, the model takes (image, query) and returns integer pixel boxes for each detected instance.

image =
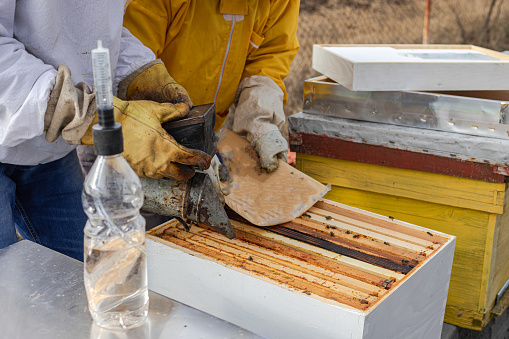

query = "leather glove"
[44,64,209,180]
[253,130,288,173]
[118,60,192,108]
[81,97,210,180]
[227,75,288,173]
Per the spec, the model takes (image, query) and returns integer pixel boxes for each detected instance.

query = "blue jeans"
[0,150,86,261]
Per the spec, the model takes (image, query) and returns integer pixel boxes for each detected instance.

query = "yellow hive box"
[295,152,509,330]
[291,73,509,330]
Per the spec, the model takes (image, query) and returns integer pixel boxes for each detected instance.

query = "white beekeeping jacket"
[0,0,155,165]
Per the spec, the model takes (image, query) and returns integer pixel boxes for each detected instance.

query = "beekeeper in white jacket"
[0,0,209,260]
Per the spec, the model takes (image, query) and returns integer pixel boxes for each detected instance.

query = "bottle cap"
[92,110,123,156]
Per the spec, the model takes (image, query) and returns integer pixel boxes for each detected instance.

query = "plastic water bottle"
[82,40,148,330]
[82,154,148,330]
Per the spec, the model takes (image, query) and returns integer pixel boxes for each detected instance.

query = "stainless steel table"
[0,240,263,339]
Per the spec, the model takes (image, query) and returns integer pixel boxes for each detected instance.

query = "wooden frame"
[146,199,455,339]
[312,44,509,91]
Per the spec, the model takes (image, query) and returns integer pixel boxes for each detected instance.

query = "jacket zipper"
[214,15,236,104]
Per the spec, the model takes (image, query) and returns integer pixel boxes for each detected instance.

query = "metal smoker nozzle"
[140,173,236,239]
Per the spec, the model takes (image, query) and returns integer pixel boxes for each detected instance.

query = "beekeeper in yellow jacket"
[123,0,299,172]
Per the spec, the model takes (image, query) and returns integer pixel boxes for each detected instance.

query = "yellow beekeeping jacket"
[123,0,299,130]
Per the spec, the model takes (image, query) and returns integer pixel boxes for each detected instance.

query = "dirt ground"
[283,0,509,120]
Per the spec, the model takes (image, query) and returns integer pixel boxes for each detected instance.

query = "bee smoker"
[140,103,235,239]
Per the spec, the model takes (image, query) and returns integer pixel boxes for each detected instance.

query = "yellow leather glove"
[81,97,210,181]
[118,60,193,108]
[44,64,206,180]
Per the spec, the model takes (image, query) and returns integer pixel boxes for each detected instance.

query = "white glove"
[226,75,287,173]
[254,130,288,173]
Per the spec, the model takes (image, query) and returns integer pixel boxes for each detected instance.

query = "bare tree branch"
[480,0,498,42]
[446,2,466,43]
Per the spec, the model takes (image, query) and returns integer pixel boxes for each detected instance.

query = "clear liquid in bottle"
[82,154,148,330]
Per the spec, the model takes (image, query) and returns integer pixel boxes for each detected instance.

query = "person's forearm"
[0,1,57,147]
[114,27,156,95]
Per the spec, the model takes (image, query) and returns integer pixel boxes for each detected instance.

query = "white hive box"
[146,199,456,339]
[312,44,509,91]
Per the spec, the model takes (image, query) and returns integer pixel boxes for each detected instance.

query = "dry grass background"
[283,0,509,121]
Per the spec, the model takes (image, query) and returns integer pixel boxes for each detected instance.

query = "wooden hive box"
[290,77,509,330]
[146,199,455,339]
[312,44,509,91]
